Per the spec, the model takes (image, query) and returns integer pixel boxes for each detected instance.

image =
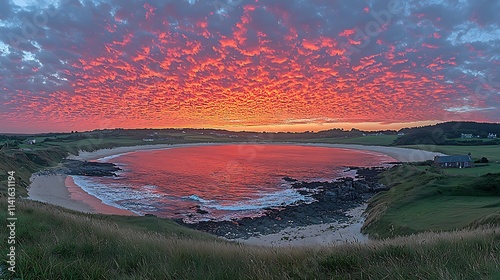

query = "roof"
[434,155,472,163]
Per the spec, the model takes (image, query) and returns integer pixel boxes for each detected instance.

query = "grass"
[1,199,499,279]
[292,135,399,146]
[388,196,500,231]
[401,145,500,176]
[363,165,500,239]
[402,145,500,162]
[441,164,500,176]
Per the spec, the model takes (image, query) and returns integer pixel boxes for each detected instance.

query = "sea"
[72,144,395,223]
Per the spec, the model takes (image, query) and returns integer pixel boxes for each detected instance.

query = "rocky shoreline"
[179,167,389,239]
[35,159,390,240]
[35,159,122,177]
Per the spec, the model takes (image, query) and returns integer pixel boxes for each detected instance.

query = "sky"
[0,0,499,133]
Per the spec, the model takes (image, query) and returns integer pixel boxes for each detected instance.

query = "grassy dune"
[363,165,500,238]
[1,200,499,279]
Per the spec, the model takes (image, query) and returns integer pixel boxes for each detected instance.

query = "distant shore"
[28,142,443,246]
[66,142,444,162]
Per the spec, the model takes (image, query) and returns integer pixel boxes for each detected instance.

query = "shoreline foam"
[28,174,136,216]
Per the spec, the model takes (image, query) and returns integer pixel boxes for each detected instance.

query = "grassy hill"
[395,122,500,145]
[1,199,499,279]
[363,165,500,238]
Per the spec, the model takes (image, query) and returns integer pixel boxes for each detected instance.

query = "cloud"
[0,0,498,133]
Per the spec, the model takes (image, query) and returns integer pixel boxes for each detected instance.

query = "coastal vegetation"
[363,165,500,238]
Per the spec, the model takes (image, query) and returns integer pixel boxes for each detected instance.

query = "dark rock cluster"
[180,167,389,239]
[44,159,122,177]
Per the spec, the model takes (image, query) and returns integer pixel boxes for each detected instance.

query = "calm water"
[73,145,394,222]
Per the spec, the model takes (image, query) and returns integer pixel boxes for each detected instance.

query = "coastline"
[66,143,225,161]
[28,142,443,246]
[232,204,369,247]
[66,142,444,162]
[28,174,136,216]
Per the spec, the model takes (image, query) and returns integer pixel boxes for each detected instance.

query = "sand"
[29,142,444,246]
[66,143,223,161]
[66,142,444,162]
[232,204,369,247]
[300,143,445,162]
[28,174,136,216]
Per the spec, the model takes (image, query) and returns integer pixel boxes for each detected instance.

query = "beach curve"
[28,143,444,246]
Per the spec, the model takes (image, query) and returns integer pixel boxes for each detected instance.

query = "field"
[387,195,500,231]
[363,165,500,238]
[401,145,500,176]
[293,135,399,146]
[402,145,500,162]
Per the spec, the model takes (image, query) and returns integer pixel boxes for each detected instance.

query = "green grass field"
[441,164,500,176]
[402,145,500,162]
[363,165,500,238]
[293,135,399,146]
[402,145,500,176]
[388,196,500,231]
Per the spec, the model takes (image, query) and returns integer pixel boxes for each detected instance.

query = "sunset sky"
[0,0,499,133]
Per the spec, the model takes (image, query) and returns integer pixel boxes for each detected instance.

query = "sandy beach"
[29,142,443,246]
[28,174,136,216]
[232,204,369,247]
[66,142,443,162]
[66,143,224,161]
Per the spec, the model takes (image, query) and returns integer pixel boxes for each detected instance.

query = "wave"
[71,176,163,215]
[96,152,133,162]
[185,194,214,204]
[185,188,315,212]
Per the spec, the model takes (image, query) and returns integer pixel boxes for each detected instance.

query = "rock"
[370,183,389,192]
[353,181,370,192]
[196,208,209,215]
[61,159,121,177]
[282,176,298,182]
[178,166,389,239]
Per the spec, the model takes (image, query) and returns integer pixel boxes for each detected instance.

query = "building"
[487,133,497,139]
[461,133,473,139]
[433,155,473,168]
